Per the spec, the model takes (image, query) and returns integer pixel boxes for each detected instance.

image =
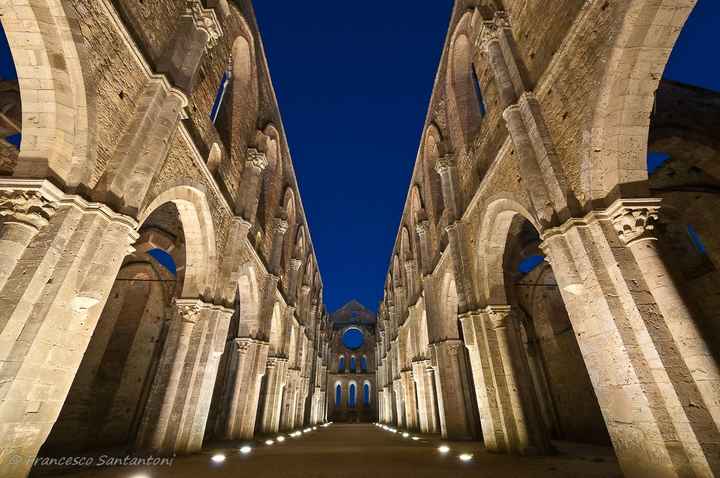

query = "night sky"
[254,0,719,313]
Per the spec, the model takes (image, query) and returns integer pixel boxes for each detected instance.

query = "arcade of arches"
[0,1,719,478]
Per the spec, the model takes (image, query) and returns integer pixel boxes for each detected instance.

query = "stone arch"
[447,12,483,148]
[477,197,541,305]
[256,123,283,232]
[423,124,446,224]
[138,186,218,300]
[585,0,696,206]
[3,0,95,189]
[269,302,284,355]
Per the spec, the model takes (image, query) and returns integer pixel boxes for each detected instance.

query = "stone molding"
[184,0,223,48]
[246,148,269,172]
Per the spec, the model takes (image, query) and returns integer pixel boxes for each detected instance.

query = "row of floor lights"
[204,423,332,469]
[374,423,474,463]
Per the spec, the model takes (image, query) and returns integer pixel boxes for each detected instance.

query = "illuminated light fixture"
[277,436,286,443]
[239,446,252,455]
[438,445,451,454]
[313,427,318,431]
[304,428,312,433]
[265,440,275,446]
[402,433,410,438]
[211,454,227,464]
[129,474,150,478]
[411,437,420,441]
[459,453,474,462]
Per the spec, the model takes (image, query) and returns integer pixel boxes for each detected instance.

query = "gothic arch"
[447,12,483,148]
[477,197,541,305]
[138,186,219,300]
[422,124,446,225]
[2,0,95,188]
[586,0,696,206]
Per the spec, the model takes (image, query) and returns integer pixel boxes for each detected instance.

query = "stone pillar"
[225,339,269,440]
[413,360,438,434]
[270,219,289,275]
[541,201,720,478]
[158,0,222,93]
[401,370,419,431]
[240,149,269,224]
[416,221,432,276]
[286,259,303,304]
[0,190,56,291]
[393,379,405,428]
[281,368,300,431]
[0,181,138,478]
[260,357,288,434]
[434,156,460,220]
[404,260,418,303]
[145,300,201,452]
[431,339,478,440]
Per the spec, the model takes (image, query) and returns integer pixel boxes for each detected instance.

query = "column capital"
[289,258,303,271]
[272,218,289,235]
[246,148,269,172]
[175,298,204,324]
[477,11,511,50]
[484,305,514,328]
[434,154,456,175]
[184,0,223,48]
[415,220,430,237]
[0,189,57,230]
[607,199,661,246]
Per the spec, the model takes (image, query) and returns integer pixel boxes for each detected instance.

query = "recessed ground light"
[239,446,252,455]
[277,436,286,442]
[459,453,474,462]
[402,432,410,438]
[129,474,150,478]
[438,445,451,454]
[265,440,275,446]
[313,427,318,431]
[411,437,420,441]
[211,454,226,464]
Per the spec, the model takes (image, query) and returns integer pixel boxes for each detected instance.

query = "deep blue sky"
[253,2,454,312]
[253,0,718,313]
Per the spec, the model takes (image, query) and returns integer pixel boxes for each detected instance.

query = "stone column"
[0,182,138,478]
[270,219,289,275]
[416,221,432,276]
[260,357,288,434]
[286,259,303,304]
[541,203,720,478]
[478,12,519,109]
[146,300,201,452]
[431,339,479,440]
[225,338,269,440]
[281,368,300,431]
[393,379,405,428]
[413,360,438,434]
[0,189,57,291]
[158,0,222,93]
[401,370,419,431]
[240,149,269,224]
[404,260,418,303]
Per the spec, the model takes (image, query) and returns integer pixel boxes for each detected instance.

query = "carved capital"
[434,154,456,176]
[415,220,430,237]
[289,258,303,271]
[478,11,511,47]
[0,190,57,230]
[272,218,289,235]
[185,0,223,48]
[609,201,661,246]
[246,148,269,172]
[175,299,202,324]
[485,305,513,329]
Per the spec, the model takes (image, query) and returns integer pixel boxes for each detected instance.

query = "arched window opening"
[0,24,21,152]
[350,356,356,373]
[209,71,230,123]
[148,249,177,276]
[349,383,357,408]
[360,356,368,373]
[518,255,545,276]
[472,65,487,118]
[687,225,707,255]
[363,383,371,406]
[338,356,345,373]
[451,33,484,141]
[648,151,671,175]
[335,384,342,407]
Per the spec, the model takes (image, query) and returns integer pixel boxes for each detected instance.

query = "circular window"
[342,328,364,350]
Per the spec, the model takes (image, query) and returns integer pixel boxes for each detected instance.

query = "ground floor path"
[31,424,622,477]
